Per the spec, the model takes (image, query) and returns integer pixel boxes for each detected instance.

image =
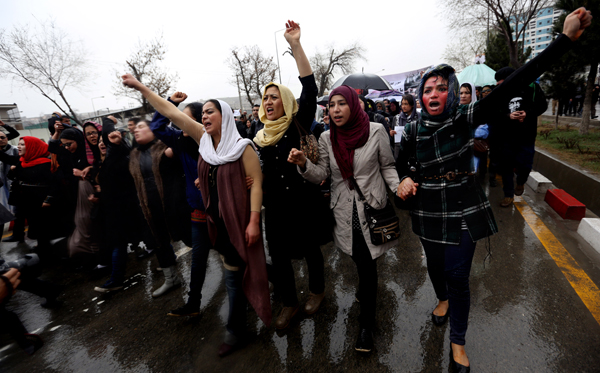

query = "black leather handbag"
[350,178,400,245]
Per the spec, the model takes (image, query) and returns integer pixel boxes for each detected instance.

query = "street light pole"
[91,96,104,117]
[274,28,285,84]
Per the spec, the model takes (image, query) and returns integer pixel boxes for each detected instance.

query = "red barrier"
[544,189,586,220]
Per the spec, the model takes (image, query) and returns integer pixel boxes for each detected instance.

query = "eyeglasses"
[0,136,6,139]
[482,89,492,93]
[63,142,75,148]
[85,132,98,136]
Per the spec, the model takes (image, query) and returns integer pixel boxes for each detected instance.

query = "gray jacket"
[300,123,400,259]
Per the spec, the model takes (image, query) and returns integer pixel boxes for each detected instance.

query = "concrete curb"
[526,171,552,193]
[577,218,600,254]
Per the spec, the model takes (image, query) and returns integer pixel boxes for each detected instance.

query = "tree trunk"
[579,59,598,135]
[508,40,522,69]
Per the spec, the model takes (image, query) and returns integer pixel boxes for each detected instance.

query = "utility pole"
[236,74,244,112]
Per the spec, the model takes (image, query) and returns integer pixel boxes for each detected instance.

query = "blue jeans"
[108,245,127,286]
[421,230,476,345]
[224,266,247,339]
[188,221,212,308]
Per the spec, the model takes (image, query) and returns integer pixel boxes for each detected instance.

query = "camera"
[0,254,40,277]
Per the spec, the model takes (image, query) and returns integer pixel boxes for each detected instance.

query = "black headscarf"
[59,128,90,170]
[82,122,102,166]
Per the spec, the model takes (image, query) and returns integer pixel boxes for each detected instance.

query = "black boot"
[355,328,373,352]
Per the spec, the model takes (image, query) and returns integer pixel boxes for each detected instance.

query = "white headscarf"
[198,100,254,166]
[466,82,477,103]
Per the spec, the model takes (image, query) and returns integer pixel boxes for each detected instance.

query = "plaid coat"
[397,101,498,245]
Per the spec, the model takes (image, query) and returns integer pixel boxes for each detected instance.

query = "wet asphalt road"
[1,177,600,372]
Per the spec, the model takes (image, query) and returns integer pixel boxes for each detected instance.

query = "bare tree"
[0,20,90,125]
[310,43,365,96]
[440,0,554,68]
[227,46,278,107]
[114,35,179,114]
[443,30,487,70]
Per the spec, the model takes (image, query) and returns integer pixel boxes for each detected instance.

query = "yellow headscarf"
[253,82,298,147]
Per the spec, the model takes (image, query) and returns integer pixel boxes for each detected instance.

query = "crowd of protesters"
[0,10,593,371]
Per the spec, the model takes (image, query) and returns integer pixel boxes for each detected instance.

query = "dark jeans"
[188,221,212,308]
[351,228,378,329]
[498,143,535,198]
[421,230,476,345]
[224,266,247,339]
[271,243,325,307]
[108,245,127,286]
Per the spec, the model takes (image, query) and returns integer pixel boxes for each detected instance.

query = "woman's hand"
[42,202,51,208]
[563,7,593,42]
[245,211,261,245]
[245,176,254,190]
[121,73,146,91]
[398,177,419,200]
[73,168,83,178]
[88,194,99,203]
[284,20,301,45]
[194,178,201,190]
[108,131,122,145]
[0,268,20,303]
[390,130,397,137]
[81,166,93,179]
[170,91,188,104]
[107,115,118,124]
[164,147,174,159]
[287,148,307,169]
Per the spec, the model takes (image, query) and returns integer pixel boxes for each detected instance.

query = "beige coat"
[301,123,400,259]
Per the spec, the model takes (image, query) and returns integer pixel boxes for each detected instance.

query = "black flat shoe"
[432,311,449,326]
[355,328,373,353]
[450,344,471,373]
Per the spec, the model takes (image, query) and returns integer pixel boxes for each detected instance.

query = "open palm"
[284,20,301,44]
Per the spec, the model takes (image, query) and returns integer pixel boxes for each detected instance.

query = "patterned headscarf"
[418,64,460,124]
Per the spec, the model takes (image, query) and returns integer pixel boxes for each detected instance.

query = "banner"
[381,65,433,97]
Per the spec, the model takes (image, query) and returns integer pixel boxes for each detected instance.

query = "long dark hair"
[204,99,222,114]
[460,83,472,94]
[185,102,204,122]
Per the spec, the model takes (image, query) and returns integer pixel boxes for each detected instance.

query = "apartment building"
[511,6,564,61]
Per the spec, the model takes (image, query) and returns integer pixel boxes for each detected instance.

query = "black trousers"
[271,243,325,307]
[421,230,476,345]
[351,228,378,329]
[0,307,31,350]
[144,177,176,269]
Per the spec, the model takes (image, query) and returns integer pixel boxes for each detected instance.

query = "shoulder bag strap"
[349,177,367,202]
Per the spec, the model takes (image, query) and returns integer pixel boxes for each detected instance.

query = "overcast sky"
[0,0,452,119]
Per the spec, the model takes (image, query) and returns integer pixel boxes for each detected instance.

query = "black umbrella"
[331,73,392,91]
[317,95,329,105]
